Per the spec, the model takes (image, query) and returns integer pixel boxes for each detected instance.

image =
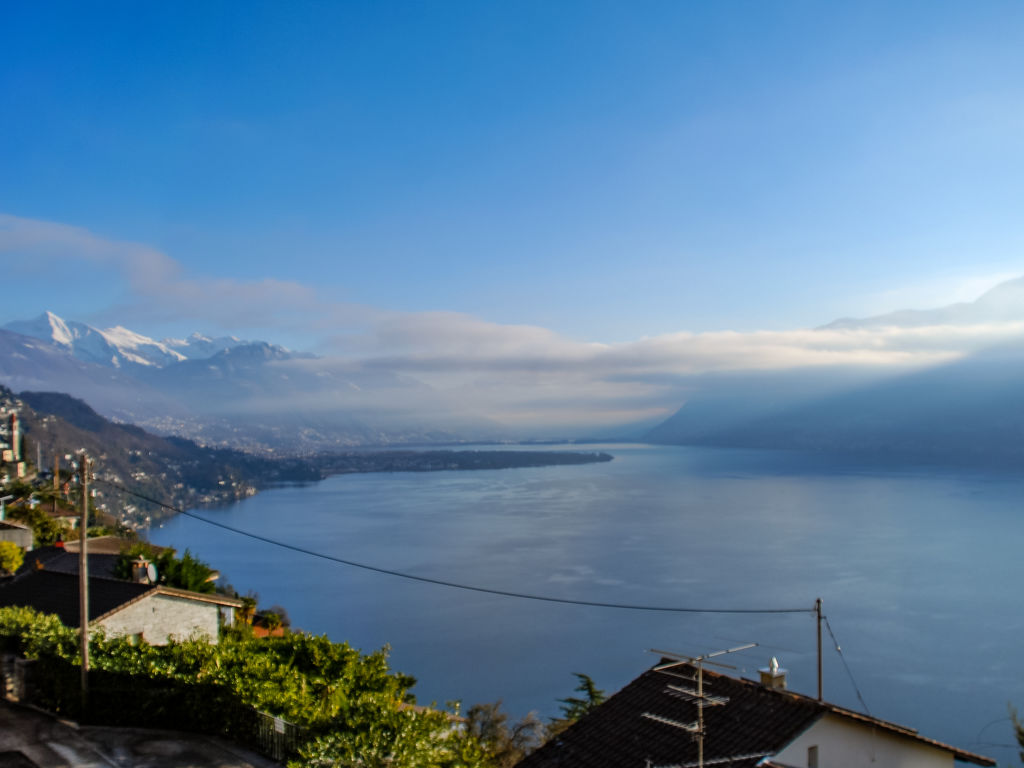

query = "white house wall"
[96,593,220,645]
[777,713,956,768]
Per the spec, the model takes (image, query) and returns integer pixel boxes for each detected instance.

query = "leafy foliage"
[294,704,488,768]
[7,503,68,547]
[0,605,78,659]
[114,543,216,593]
[1011,705,1024,764]
[0,541,23,575]
[548,673,606,737]
[0,606,490,767]
[464,702,545,768]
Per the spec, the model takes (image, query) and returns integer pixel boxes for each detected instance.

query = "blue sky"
[3,2,1024,428]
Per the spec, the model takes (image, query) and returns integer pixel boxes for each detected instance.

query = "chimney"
[131,556,153,584]
[759,657,787,690]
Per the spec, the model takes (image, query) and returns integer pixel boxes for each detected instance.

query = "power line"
[823,615,871,715]
[96,478,814,616]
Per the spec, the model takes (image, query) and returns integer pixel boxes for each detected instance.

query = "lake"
[149,443,1024,764]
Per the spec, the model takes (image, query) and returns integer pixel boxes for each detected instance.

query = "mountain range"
[4,311,255,369]
[4,274,1024,468]
[646,277,1024,468]
[0,311,480,453]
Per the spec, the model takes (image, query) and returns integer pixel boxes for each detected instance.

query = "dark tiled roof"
[18,547,122,580]
[521,663,821,768]
[0,570,153,627]
[518,662,994,768]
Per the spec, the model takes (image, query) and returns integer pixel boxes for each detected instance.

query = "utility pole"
[53,452,59,517]
[815,598,823,701]
[78,452,89,709]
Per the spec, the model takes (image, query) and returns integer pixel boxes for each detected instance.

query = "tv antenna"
[642,643,757,768]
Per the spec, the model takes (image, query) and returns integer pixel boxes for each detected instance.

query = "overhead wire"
[823,614,871,716]
[95,478,815,616]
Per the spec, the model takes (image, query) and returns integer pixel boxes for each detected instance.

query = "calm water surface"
[150,444,1024,763]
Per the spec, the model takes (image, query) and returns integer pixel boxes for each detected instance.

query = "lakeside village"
[0,406,1013,767]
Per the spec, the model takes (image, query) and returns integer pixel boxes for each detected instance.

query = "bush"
[0,541,23,575]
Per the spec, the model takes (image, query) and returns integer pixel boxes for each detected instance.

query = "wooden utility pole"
[53,452,59,516]
[79,452,89,707]
[815,598,823,701]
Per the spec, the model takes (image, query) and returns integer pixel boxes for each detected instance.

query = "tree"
[464,701,545,767]
[548,673,605,737]
[1011,705,1024,763]
[0,541,23,575]
[160,548,217,593]
[7,504,67,547]
[114,543,217,593]
[265,603,292,627]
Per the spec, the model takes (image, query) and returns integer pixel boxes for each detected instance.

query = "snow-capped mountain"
[2,311,283,369]
[4,311,186,369]
[0,312,494,452]
[162,332,250,360]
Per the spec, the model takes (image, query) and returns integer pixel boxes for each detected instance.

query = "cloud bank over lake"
[5,212,1024,432]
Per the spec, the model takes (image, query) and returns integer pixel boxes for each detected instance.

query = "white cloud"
[0,213,326,331]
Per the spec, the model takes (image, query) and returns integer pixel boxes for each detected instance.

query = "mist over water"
[150,444,1024,764]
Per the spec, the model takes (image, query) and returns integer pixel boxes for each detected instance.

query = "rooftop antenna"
[643,644,757,768]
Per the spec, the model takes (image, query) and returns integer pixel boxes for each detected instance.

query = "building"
[0,569,242,645]
[517,658,994,768]
[0,520,33,553]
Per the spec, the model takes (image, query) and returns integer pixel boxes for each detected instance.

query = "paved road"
[0,700,281,768]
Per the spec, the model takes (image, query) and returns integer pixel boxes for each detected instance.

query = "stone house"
[0,569,242,645]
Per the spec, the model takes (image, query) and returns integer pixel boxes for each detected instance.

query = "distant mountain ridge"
[822,276,1024,329]
[0,311,489,453]
[646,343,1024,468]
[3,311,266,369]
[646,274,1024,469]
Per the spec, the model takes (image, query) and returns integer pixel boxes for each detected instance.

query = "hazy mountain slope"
[823,276,1024,329]
[648,345,1024,468]
[645,367,895,445]
[649,275,1024,467]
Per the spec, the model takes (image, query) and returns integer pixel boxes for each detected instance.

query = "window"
[807,745,819,768]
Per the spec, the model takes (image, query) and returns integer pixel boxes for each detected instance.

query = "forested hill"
[10,388,612,527]
[15,388,321,523]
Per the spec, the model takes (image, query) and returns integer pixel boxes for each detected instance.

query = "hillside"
[14,388,321,525]
[8,388,613,527]
[646,343,1024,469]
